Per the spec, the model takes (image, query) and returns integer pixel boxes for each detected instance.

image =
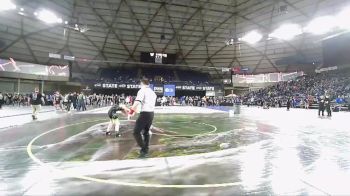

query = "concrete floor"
[0,106,350,195]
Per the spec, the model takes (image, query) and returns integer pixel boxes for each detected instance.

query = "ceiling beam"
[161,0,205,53]
[296,0,323,65]
[20,15,39,64]
[162,3,189,66]
[86,1,136,61]
[100,0,123,52]
[229,0,241,69]
[124,0,159,55]
[252,1,279,73]
[0,26,59,55]
[180,10,238,62]
[199,7,211,69]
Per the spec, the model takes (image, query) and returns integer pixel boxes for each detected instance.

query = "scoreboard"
[140,52,177,64]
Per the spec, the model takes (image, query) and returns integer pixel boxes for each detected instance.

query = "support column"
[17,78,20,94]
[41,80,44,94]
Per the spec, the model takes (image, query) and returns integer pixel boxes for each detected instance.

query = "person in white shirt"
[128,77,157,158]
[161,96,167,106]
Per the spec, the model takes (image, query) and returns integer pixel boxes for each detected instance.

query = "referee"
[129,77,157,158]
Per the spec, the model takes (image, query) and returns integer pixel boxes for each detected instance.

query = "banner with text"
[153,85,164,95]
[95,83,217,92]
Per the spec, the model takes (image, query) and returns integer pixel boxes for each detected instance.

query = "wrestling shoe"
[115,133,121,138]
[105,131,112,136]
[138,149,149,158]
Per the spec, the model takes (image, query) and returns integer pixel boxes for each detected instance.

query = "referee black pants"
[133,112,154,153]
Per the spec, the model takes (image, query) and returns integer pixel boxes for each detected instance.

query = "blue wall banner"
[164,84,175,96]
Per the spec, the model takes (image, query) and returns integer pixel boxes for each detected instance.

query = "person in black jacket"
[0,92,3,109]
[29,88,44,120]
[325,95,332,117]
[106,104,126,137]
[318,96,325,116]
[286,98,291,111]
[72,92,78,109]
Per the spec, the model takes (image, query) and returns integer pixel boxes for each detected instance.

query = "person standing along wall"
[0,92,4,109]
[325,95,332,117]
[286,98,291,111]
[318,96,325,116]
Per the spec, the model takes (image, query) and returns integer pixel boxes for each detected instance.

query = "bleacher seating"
[99,68,138,83]
[95,67,217,85]
[243,69,350,109]
[176,70,210,85]
[141,68,175,83]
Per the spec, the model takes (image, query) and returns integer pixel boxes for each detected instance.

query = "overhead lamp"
[36,9,61,24]
[0,0,16,11]
[304,16,337,35]
[270,24,302,40]
[241,30,263,44]
[57,18,63,24]
[336,6,350,30]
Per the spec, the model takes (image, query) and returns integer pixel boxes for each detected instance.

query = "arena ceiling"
[0,0,349,78]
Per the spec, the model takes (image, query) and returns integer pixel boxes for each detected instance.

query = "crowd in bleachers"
[243,71,350,110]
[95,68,213,85]
[142,68,175,83]
[158,96,241,107]
[98,68,138,84]
[176,70,210,85]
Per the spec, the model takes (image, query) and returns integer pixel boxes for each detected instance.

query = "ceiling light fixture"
[304,16,337,35]
[336,6,350,30]
[36,9,61,24]
[57,18,63,24]
[241,30,263,44]
[270,24,302,40]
